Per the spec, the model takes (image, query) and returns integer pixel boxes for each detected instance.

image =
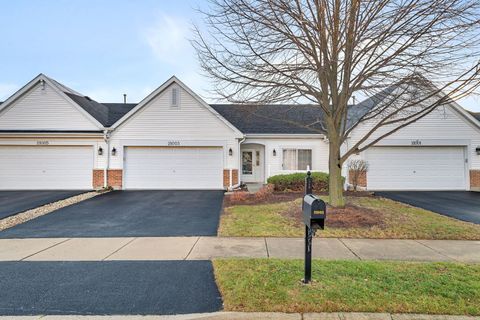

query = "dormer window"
[171,86,179,107]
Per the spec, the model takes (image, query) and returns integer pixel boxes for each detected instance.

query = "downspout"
[232,137,246,190]
[103,129,112,189]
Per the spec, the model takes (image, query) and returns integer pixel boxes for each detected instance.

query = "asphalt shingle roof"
[102,102,138,126]
[64,93,137,127]
[210,104,326,134]
[4,75,479,132]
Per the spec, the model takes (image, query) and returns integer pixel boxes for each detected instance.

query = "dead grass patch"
[220,193,480,239]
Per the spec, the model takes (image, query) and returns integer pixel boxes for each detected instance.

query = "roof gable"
[0,74,104,130]
[111,76,243,137]
[0,75,103,131]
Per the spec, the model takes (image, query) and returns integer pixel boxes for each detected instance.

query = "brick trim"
[93,169,123,189]
[470,170,480,190]
[107,169,123,189]
[223,169,239,189]
[232,169,239,185]
[92,169,104,189]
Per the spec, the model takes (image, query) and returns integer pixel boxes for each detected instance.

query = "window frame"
[281,148,312,171]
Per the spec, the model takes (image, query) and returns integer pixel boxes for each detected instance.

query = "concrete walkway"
[0,237,479,262]
[1,312,478,319]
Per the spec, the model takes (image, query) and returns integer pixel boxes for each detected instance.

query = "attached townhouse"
[0,74,479,191]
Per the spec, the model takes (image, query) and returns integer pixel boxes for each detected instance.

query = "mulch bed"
[283,203,386,228]
[223,190,374,207]
[224,191,386,229]
[223,192,303,207]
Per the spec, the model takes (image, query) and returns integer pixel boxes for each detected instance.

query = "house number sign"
[168,141,180,146]
[411,139,422,146]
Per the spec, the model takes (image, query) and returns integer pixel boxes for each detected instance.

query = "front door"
[242,149,263,183]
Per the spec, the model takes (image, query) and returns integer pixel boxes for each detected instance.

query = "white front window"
[282,149,312,170]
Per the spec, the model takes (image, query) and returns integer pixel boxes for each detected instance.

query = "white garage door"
[366,146,467,190]
[124,147,224,189]
[0,145,93,190]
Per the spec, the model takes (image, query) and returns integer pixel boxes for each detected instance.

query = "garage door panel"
[0,146,93,190]
[366,146,466,190]
[124,147,224,190]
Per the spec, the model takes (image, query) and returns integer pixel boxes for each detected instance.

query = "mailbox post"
[305,170,313,195]
[303,171,326,284]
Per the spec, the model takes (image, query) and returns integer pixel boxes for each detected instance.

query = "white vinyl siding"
[0,145,93,190]
[110,84,239,170]
[348,105,480,170]
[124,147,223,189]
[366,146,467,190]
[0,82,99,131]
[112,85,237,140]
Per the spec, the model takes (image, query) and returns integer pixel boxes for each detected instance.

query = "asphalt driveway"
[376,191,480,224]
[0,260,222,315]
[0,190,224,238]
[0,190,88,220]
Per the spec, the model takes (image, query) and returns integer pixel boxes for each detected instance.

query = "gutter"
[0,131,104,138]
[244,133,325,139]
[103,129,112,189]
[231,136,246,190]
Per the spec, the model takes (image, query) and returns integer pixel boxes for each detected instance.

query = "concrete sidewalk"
[0,237,479,262]
[1,312,478,319]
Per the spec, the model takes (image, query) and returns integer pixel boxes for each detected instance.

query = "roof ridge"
[43,75,84,96]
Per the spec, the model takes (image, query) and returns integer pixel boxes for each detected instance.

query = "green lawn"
[214,259,480,315]
[219,196,480,239]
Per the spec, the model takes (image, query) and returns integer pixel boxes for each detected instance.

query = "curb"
[3,312,479,319]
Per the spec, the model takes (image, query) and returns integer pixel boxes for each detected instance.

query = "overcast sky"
[0,0,479,111]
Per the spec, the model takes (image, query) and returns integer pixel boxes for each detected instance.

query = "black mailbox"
[303,194,326,231]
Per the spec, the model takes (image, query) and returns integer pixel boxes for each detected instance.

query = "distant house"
[0,74,479,191]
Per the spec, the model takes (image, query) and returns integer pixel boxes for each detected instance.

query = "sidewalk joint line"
[338,238,362,260]
[20,238,72,261]
[184,236,201,260]
[264,237,270,258]
[102,237,137,261]
[414,240,457,262]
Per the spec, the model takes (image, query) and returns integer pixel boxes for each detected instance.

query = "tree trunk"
[328,139,345,207]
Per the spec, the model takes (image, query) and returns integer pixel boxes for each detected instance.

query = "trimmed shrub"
[267,172,344,192]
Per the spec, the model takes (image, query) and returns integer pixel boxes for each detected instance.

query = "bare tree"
[192,0,480,207]
[347,159,368,191]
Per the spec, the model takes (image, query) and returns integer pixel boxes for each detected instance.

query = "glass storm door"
[242,150,257,183]
[242,151,253,177]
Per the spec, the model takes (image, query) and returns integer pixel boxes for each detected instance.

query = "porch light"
[476,146,480,155]
[273,149,277,156]
[111,147,117,156]
[229,148,233,156]
[98,147,103,156]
